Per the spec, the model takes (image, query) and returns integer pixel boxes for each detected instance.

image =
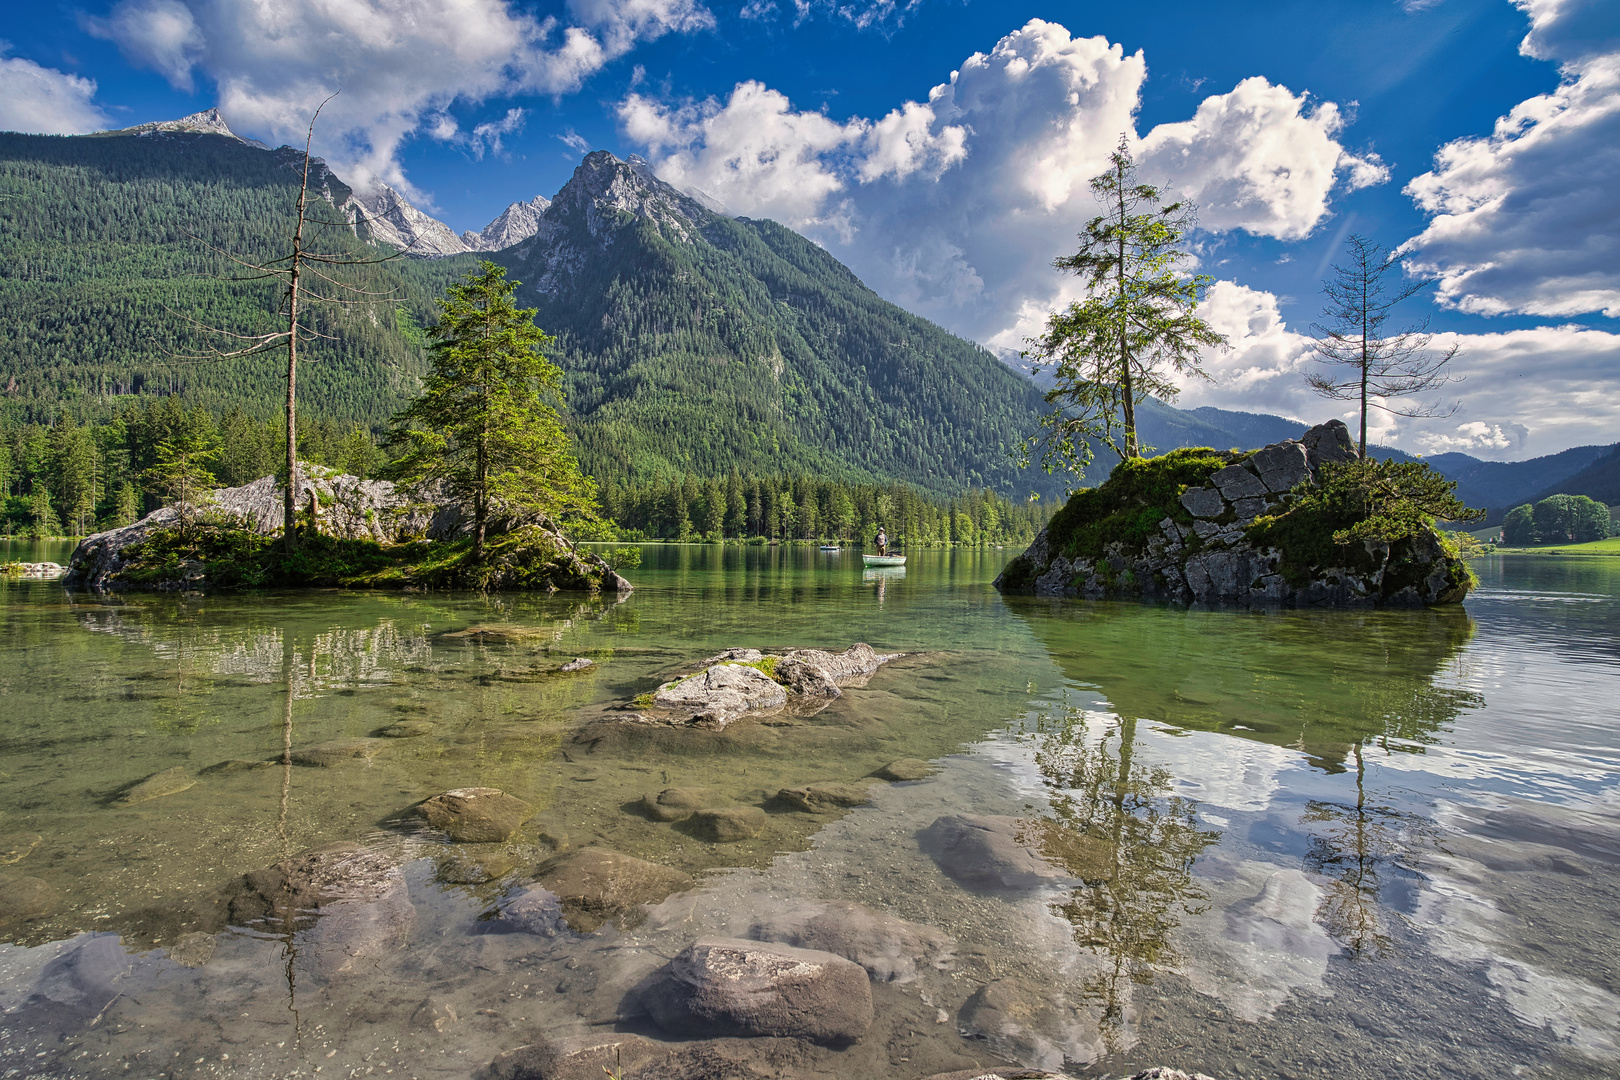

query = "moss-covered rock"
[64,470,631,594]
[995,421,1475,608]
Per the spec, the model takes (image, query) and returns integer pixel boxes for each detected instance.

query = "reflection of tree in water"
[1026,700,1221,1030]
[1302,744,1431,959]
[1008,602,1483,773]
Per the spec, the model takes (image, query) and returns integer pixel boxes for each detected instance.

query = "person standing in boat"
[875,527,888,556]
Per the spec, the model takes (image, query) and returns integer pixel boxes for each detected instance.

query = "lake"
[1,541,1617,1079]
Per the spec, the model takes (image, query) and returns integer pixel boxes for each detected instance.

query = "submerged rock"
[436,846,520,885]
[166,931,217,968]
[378,719,435,738]
[534,847,694,931]
[484,1033,809,1080]
[917,815,1072,893]
[995,419,1473,608]
[689,806,766,842]
[641,787,727,821]
[748,899,955,983]
[495,884,568,936]
[115,766,195,804]
[221,842,414,979]
[875,758,937,782]
[416,787,534,843]
[640,937,873,1044]
[957,977,1105,1071]
[777,782,872,813]
[199,757,277,774]
[558,657,595,672]
[291,738,385,767]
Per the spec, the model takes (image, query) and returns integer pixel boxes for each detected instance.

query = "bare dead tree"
[1307,234,1460,458]
[168,95,414,551]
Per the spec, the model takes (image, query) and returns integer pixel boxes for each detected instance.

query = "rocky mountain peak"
[461,195,551,251]
[547,151,714,241]
[346,183,470,258]
[105,108,259,144]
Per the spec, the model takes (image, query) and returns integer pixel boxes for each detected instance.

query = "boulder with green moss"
[995,421,1475,607]
[64,468,630,594]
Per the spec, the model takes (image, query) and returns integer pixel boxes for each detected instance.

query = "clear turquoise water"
[0,544,1616,1079]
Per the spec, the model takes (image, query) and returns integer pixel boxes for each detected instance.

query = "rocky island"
[996,420,1475,607]
[63,469,629,594]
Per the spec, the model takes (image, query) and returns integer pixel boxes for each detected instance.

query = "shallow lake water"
[1,542,1617,1079]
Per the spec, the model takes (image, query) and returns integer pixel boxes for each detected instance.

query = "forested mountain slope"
[493,151,1055,495]
[0,128,473,427]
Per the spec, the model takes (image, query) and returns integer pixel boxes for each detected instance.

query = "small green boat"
[862,554,907,566]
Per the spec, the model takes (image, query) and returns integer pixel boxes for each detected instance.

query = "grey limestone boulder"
[416,787,534,843]
[918,815,1071,893]
[652,662,787,727]
[958,977,1106,1072]
[1178,486,1225,519]
[748,899,955,983]
[1209,464,1268,500]
[640,937,874,1044]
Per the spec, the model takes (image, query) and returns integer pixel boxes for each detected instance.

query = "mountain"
[0,124,473,428]
[1522,446,1620,510]
[461,195,551,251]
[97,108,264,146]
[489,150,1058,494]
[348,183,472,257]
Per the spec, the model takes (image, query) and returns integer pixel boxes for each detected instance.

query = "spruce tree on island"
[384,262,598,560]
[1025,136,1227,483]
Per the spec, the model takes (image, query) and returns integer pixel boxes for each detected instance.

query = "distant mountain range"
[0,112,1613,507]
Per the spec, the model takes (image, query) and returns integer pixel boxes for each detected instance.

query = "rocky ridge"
[996,420,1473,607]
[462,195,552,250]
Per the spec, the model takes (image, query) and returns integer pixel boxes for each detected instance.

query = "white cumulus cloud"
[0,49,111,135]
[84,0,713,199]
[1173,286,1620,459]
[620,19,1385,345]
[1401,0,1620,318]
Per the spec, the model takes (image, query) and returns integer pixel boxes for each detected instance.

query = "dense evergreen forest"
[0,397,1048,545]
[0,130,476,429]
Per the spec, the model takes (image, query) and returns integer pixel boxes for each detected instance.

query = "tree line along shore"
[0,390,1049,550]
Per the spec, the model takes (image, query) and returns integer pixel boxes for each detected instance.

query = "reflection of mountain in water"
[1005,600,1483,772]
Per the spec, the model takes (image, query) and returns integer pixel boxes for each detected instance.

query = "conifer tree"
[1307,235,1460,458]
[1026,136,1226,480]
[384,262,597,560]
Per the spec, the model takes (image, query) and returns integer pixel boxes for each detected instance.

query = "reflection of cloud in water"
[1413,863,1620,1056]
[1146,727,1297,813]
[1175,856,1336,1022]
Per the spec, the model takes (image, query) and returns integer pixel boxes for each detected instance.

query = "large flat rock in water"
[748,899,954,983]
[917,814,1073,893]
[639,937,873,1044]
[534,847,693,931]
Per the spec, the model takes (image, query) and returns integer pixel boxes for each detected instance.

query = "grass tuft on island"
[112,521,620,591]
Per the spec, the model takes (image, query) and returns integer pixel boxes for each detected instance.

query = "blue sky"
[2,0,1617,459]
